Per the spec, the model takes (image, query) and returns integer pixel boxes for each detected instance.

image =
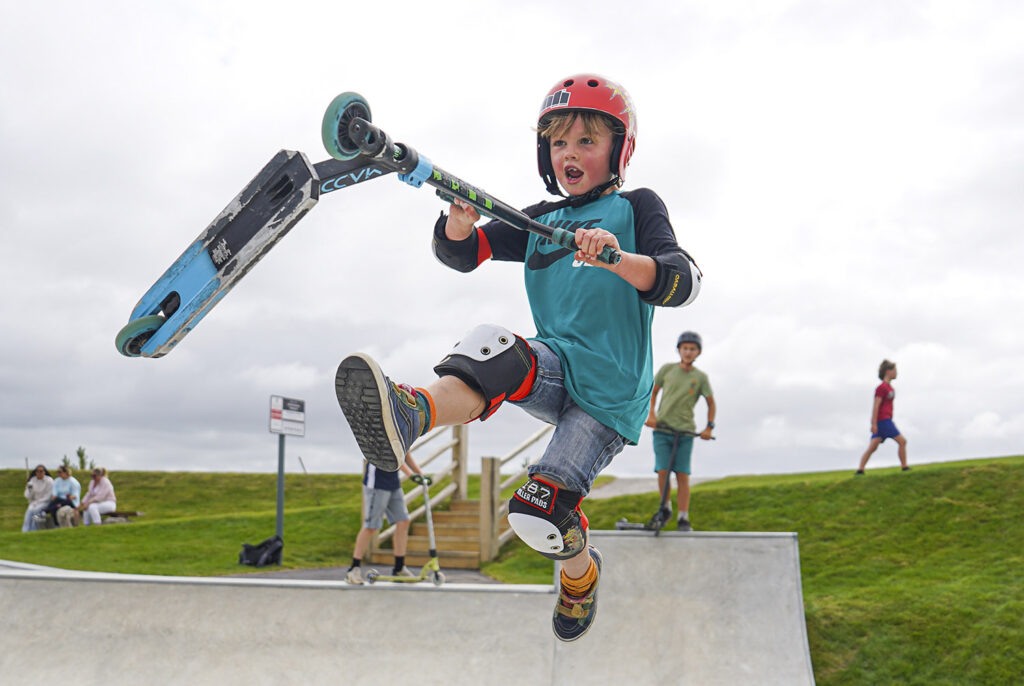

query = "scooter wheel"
[115,315,166,357]
[322,92,372,161]
[365,570,379,584]
[431,571,446,586]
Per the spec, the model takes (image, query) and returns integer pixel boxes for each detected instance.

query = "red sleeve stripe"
[476,228,492,265]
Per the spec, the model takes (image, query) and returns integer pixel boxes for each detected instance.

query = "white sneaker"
[345,567,364,585]
[32,513,48,525]
[393,566,415,578]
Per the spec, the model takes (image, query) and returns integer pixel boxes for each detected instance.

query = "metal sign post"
[269,396,305,543]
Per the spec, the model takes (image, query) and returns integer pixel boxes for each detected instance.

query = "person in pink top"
[77,468,117,525]
[856,360,910,474]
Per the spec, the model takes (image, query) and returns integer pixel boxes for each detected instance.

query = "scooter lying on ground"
[615,428,714,535]
[365,474,445,586]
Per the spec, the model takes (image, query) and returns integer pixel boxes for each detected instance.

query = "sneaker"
[902,466,912,471]
[677,517,693,532]
[32,513,48,525]
[653,505,672,528]
[345,567,364,585]
[393,566,415,578]
[335,353,428,472]
[855,470,865,476]
[552,546,602,642]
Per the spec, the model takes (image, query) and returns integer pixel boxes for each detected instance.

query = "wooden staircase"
[366,499,510,570]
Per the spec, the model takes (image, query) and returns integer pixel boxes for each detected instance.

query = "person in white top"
[78,468,117,526]
[22,465,54,532]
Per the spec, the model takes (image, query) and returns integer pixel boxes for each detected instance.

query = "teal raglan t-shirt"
[524,191,654,444]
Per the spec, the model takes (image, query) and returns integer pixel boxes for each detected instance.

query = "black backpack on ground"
[238,535,283,567]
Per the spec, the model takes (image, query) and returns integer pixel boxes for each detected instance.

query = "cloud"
[2,1,1023,481]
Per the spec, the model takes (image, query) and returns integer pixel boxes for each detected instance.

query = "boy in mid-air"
[335,74,701,640]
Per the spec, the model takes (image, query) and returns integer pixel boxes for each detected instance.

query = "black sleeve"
[622,188,702,308]
[431,212,481,273]
[431,200,555,271]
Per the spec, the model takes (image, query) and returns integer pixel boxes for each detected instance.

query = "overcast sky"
[2,1,1022,483]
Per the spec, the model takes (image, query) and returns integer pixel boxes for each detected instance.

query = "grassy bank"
[1,471,366,574]
[485,456,1024,685]
[3,457,1022,684]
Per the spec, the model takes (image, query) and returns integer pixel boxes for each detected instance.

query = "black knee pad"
[507,476,588,560]
[433,324,536,420]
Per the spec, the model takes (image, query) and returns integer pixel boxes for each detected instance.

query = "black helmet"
[676,331,702,352]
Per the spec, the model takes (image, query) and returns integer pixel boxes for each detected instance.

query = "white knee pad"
[433,324,535,420]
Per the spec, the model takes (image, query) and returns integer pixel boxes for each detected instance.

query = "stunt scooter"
[116,92,621,359]
[366,474,446,586]
[615,428,714,535]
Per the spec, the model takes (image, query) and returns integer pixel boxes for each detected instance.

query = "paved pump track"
[0,531,814,685]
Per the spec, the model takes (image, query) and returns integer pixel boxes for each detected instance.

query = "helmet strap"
[568,178,619,208]
[539,177,620,213]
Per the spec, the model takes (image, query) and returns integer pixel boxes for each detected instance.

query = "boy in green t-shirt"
[645,331,715,531]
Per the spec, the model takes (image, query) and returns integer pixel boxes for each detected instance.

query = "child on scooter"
[335,74,701,640]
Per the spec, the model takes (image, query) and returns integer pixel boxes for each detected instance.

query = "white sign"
[269,395,305,437]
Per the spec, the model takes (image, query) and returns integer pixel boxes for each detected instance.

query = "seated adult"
[41,465,82,527]
[22,465,54,532]
[78,468,117,526]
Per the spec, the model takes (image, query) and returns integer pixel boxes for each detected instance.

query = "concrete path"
[0,530,814,686]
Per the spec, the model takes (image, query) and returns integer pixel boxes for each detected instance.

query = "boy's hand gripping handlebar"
[339,114,622,266]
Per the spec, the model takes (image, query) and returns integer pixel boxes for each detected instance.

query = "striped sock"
[412,387,436,436]
[560,558,597,596]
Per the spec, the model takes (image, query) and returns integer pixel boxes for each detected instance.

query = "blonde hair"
[878,360,896,380]
[538,111,620,142]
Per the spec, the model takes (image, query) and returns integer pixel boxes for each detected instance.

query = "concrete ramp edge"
[0,531,814,686]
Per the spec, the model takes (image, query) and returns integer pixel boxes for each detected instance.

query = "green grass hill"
[2,456,1022,685]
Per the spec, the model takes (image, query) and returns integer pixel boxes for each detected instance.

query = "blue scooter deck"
[120,151,391,357]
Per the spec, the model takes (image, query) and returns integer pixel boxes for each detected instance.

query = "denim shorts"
[509,341,626,495]
[362,485,409,529]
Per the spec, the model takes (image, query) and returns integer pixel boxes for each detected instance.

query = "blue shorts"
[510,341,627,495]
[652,430,695,474]
[872,418,901,442]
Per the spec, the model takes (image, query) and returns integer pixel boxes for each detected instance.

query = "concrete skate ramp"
[0,531,813,685]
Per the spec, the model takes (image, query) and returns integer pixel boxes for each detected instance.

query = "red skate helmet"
[537,74,637,197]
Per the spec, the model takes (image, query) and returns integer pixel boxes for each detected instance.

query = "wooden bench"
[101,510,144,524]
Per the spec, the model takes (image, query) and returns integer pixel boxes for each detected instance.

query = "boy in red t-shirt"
[856,359,909,474]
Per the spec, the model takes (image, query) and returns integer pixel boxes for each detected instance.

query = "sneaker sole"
[553,546,603,643]
[334,354,402,472]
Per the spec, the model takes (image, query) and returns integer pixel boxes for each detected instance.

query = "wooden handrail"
[498,424,554,470]
[410,425,448,450]
[400,460,457,509]
[414,438,460,469]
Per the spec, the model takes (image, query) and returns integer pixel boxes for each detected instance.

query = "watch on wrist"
[707,422,715,429]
